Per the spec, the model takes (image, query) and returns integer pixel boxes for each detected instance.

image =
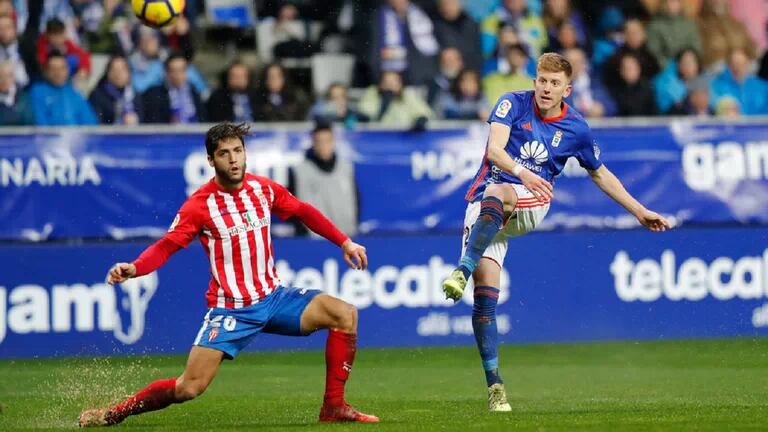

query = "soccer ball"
[132,0,185,28]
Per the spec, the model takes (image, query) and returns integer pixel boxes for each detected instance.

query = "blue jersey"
[465,91,602,202]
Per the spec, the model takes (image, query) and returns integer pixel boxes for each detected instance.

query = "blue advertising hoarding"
[1,227,767,358]
[1,120,768,240]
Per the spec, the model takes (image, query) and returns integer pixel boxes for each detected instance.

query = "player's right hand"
[341,240,368,270]
[106,262,136,285]
[518,169,553,203]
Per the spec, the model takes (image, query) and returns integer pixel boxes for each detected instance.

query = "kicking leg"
[79,346,223,427]
[443,184,518,301]
[472,259,511,412]
[300,294,379,423]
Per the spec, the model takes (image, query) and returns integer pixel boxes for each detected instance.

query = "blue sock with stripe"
[459,196,504,279]
[472,285,503,387]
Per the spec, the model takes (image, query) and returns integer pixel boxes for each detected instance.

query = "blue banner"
[1,121,768,240]
[1,228,767,358]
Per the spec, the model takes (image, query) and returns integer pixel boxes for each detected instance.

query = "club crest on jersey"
[495,99,512,118]
[168,214,180,232]
[520,140,549,164]
[551,130,563,148]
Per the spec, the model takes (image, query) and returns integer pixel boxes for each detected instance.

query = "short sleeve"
[164,199,203,248]
[487,93,518,127]
[267,179,302,220]
[574,127,603,171]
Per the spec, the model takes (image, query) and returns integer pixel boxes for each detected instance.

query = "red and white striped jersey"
[165,174,302,308]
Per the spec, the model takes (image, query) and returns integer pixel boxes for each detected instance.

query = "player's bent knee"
[335,303,357,334]
[174,379,209,402]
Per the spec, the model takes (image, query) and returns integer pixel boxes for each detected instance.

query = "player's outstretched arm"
[588,165,671,232]
[106,237,182,285]
[107,262,137,285]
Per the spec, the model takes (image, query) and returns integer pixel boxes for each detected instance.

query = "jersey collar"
[532,95,568,123]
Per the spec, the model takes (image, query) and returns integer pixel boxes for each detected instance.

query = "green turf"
[1,338,767,431]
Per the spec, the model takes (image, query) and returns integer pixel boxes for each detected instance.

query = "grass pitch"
[1,338,767,431]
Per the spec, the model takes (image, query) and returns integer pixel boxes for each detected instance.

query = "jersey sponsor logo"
[275,256,510,310]
[226,212,271,238]
[551,131,563,148]
[169,214,181,232]
[0,273,158,346]
[495,99,512,118]
[682,141,768,191]
[520,140,549,165]
[593,141,600,160]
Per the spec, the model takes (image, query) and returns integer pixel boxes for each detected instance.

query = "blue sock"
[472,285,503,387]
[459,197,504,279]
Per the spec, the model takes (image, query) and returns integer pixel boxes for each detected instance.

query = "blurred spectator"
[437,68,489,120]
[370,0,439,86]
[481,0,548,59]
[483,25,537,77]
[606,53,657,116]
[563,47,616,117]
[714,95,741,118]
[645,0,702,68]
[129,27,208,97]
[36,18,90,80]
[0,60,33,125]
[465,0,542,23]
[207,61,258,123]
[264,3,316,59]
[0,15,29,88]
[542,0,588,50]
[695,0,756,70]
[86,0,134,54]
[545,20,583,53]
[358,70,434,129]
[728,0,767,52]
[589,6,625,69]
[140,52,206,124]
[602,18,660,90]
[88,55,141,125]
[291,124,359,236]
[28,52,97,125]
[308,82,368,128]
[761,41,768,81]
[668,77,714,116]
[432,0,482,72]
[483,43,534,103]
[37,0,79,43]
[652,47,703,114]
[70,0,105,43]
[427,47,464,108]
[253,63,309,122]
[710,48,768,115]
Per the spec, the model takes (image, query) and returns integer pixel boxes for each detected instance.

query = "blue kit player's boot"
[442,269,468,302]
[488,383,512,412]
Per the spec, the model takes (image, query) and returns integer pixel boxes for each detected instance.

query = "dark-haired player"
[79,123,379,426]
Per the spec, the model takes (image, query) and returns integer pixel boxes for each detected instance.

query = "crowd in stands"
[1,0,767,128]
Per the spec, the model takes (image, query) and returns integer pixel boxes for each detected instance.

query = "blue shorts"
[192,286,322,359]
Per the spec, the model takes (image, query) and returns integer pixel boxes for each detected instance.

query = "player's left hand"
[341,240,368,270]
[637,209,671,232]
